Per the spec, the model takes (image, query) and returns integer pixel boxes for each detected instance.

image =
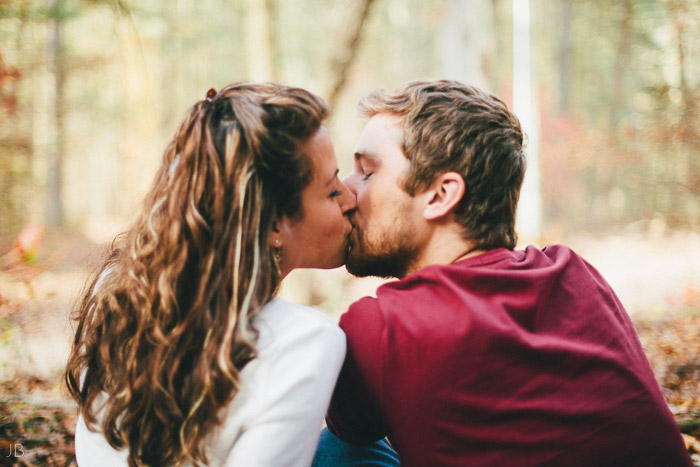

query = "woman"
[65,82,356,466]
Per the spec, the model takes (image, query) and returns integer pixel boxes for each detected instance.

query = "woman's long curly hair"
[65,82,329,466]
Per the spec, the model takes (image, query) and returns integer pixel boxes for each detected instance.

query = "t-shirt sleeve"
[326,297,388,444]
[223,312,346,467]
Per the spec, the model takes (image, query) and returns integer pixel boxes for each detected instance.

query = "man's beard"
[345,220,420,279]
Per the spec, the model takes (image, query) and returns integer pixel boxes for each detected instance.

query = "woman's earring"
[274,239,282,264]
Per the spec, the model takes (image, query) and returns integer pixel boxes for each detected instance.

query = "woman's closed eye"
[330,189,341,198]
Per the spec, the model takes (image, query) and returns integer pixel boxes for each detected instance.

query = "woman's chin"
[320,258,345,270]
[319,249,347,270]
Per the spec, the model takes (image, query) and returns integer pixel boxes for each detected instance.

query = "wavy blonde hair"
[65,83,329,466]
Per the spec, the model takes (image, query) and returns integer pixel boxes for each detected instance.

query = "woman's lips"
[345,220,354,237]
[344,223,355,254]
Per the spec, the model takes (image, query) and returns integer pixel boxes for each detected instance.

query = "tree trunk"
[162,0,184,133]
[557,0,572,115]
[326,0,376,111]
[668,0,699,227]
[264,0,279,82]
[513,0,542,241]
[245,0,276,81]
[438,0,493,91]
[608,0,633,141]
[46,0,66,227]
[490,0,504,94]
[114,5,161,222]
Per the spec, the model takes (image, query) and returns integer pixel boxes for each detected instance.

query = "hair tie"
[206,88,222,103]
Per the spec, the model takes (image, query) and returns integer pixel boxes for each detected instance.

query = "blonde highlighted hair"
[65,83,328,466]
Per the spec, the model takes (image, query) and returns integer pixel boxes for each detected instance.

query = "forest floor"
[0,227,699,465]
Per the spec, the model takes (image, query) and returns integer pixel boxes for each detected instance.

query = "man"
[314,80,691,466]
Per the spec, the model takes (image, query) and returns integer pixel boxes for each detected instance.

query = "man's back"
[327,245,691,466]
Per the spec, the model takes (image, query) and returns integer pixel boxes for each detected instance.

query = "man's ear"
[423,172,465,221]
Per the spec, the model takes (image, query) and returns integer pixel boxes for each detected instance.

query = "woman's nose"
[338,179,357,214]
[341,172,358,195]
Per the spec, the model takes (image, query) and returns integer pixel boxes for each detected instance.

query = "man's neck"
[402,228,484,278]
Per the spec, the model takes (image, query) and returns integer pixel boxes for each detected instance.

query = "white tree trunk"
[46,0,65,227]
[438,0,494,91]
[513,0,541,242]
[245,0,275,81]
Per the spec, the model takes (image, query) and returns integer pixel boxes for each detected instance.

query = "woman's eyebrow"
[326,169,339,185]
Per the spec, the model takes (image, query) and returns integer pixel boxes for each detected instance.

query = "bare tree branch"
[327,0,377,111]
[265,0,279,82]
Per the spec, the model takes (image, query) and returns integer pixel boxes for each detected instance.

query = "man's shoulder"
[341,255,483,317]
[342,279,420,320]
[340,295,384,332]
[339,287,416,347]
[339,271,452,339]
[338,245,589,335]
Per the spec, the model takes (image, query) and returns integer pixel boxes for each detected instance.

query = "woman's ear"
[269,219,283,249]
[269,217,296,248]
[423,172,465,221]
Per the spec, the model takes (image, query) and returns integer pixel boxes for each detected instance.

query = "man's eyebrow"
[354,152,379,163]
[326,168,339,186]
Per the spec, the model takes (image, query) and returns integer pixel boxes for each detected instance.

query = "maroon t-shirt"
[327,245,691,466]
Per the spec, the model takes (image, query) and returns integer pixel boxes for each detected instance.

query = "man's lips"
[345,217,355,236]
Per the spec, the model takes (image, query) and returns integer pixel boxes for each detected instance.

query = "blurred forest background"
[1,0,699,464]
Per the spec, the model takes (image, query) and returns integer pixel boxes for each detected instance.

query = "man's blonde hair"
[359,79,526,250]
